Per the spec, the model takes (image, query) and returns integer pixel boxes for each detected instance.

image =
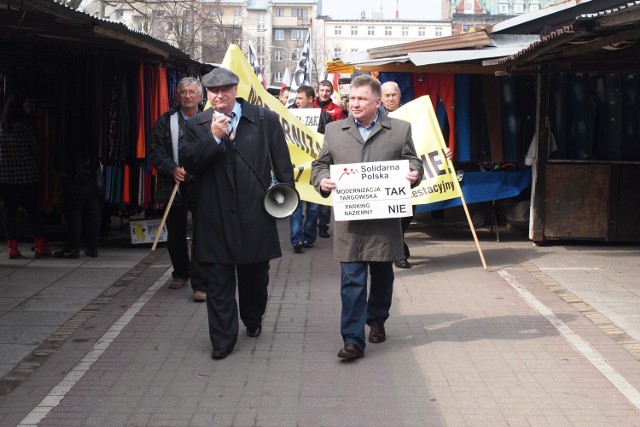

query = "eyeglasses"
[178,90,199,96]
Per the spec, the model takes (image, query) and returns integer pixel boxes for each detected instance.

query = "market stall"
[328,0,640,243]
[0,0,198,238]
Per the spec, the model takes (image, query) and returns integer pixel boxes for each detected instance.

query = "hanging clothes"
[438,74,456,154]
[482,76,505,163]
[136,63,146,160]
[455,74,471,162]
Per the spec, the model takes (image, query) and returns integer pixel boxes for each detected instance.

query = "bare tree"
[199,0,244,63]
[92,0,244,62]
[310,29,331,85]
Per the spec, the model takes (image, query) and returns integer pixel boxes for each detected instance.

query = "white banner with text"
[330,160,412,221]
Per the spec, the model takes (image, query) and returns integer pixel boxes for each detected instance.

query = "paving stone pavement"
[1,214,640,426]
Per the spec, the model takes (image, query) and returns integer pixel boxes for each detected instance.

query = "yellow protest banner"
[389,96,461,205]
[216,45,461,207]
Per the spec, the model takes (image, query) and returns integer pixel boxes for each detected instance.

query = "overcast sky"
[320,0,444,21]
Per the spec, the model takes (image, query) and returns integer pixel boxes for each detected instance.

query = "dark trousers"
[400,205,417,258]
[64,195,100,251]
[1,182,45,240]
[318,205,331,232]
[204,261,270,351]
[164,182,206,293]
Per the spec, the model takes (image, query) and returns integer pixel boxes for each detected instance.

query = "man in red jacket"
[313,80,344,237]
[314,79,345,122]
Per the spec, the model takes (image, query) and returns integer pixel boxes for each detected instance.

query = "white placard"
[289,108,321,132]
[330,160,411,221]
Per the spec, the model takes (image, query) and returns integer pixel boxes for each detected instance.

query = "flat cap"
[201,67,240,88]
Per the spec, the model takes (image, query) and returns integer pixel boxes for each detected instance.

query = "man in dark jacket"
[148,77,207,302]
[180,67,294,360]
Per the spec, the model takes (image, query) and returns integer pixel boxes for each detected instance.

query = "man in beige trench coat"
[311,74,424,360]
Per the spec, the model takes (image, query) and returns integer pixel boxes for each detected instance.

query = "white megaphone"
[263,179,300,219]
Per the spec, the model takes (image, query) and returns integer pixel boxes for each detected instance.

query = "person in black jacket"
[147,77,207,302]
[54,154,101,259]
[180,67,294,360]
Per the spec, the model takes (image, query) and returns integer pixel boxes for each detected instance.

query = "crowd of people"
[1,68,430,362]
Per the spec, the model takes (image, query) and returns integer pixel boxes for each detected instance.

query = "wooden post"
[151,182,179,251]
[529,70,550,244]
[447,161,488,270]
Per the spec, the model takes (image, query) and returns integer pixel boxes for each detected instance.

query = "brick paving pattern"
[1,217,640,426]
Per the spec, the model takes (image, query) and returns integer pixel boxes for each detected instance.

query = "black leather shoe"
[54,248,79,259]
[394,259,411,269]
[211,348,230,360]
[293,243,303,253]
[247,326,262,337]
[337,343,364,360]
[318,229,330,238]
[368,321,386,343]
[303,241,314,248]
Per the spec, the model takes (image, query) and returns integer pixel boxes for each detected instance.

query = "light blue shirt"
[229,101,241,134]
[213,101,242,144]
[355,112,379,142]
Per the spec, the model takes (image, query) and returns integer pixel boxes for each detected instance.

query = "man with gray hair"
[148,76,207,302]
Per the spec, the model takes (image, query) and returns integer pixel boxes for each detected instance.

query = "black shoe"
[303,241,314,248]
[394,259,411,269]
[337,343,364,359]
[293,242,303,253]
[368,321,386,343]
[211,348,230,360]
[247,326,262,337]
[54,248,79,259]
[318,229,330,238]
[85,248,98,258]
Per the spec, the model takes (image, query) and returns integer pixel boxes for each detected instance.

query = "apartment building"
[317,18,452,66]
[451,0,569,33]
[83,0,251,61]
[84,0,571,84]
[268,0,316,86]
